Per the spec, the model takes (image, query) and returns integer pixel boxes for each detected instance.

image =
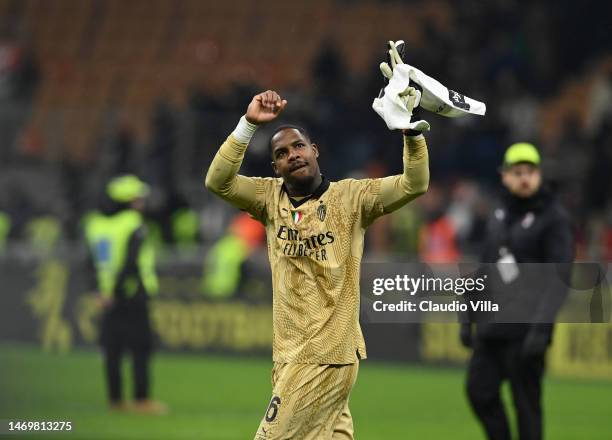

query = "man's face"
[501,163,542,198]
[130,197,146,212]
[271,128,320,186]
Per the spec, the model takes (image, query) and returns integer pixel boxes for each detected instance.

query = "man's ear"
[271,161,279,176]
[500,170,510,187]
[312,144,319,159]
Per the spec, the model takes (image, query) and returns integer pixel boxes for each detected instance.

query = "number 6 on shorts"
[265,396,281,422]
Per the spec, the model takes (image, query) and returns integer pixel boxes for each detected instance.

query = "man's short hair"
[269,124,311,157]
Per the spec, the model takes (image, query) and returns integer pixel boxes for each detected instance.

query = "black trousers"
[100,306,153,404]
[466,340,545,440]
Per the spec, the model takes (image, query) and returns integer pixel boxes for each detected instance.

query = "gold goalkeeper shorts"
[254,361,359,440]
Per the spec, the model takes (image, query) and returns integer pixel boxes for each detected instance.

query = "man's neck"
[285,174,323,198]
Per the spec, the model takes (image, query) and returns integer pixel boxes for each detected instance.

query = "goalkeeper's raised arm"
[204,90,287,212]
[351,126,429,228]
[377,130,429,212]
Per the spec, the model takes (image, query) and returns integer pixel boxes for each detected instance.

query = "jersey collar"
[282,175,330,208]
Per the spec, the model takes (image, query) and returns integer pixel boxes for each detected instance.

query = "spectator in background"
[109,124,138,177]
[418,183,460,263]
[0,37,39,100]
[202,212,265,299]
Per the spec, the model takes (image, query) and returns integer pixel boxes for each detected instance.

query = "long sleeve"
[380,134,430,210]
[543,214,574,264]
[533,209,575,324]
[205,134,268,220]
[361,134,429,226]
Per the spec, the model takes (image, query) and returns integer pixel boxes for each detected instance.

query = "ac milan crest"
[317,204,327,222]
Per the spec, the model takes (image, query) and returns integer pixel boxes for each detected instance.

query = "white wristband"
[232,115,258,144]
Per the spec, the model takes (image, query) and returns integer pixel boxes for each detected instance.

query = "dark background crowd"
[0,0,609,262]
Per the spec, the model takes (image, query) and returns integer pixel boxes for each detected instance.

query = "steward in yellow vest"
[83,175,165,414]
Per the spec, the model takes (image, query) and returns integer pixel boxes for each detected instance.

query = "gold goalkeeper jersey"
[206,133,429,364]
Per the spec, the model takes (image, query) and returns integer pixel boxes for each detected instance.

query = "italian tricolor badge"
[293,211,303,224]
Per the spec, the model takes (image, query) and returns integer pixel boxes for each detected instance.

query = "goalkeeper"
[205,81,429,438]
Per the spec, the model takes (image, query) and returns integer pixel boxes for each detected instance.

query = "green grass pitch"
[0,343,610,439]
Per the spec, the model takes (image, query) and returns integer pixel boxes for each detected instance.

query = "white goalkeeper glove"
[373,40,431,131]
[374,39,487,131]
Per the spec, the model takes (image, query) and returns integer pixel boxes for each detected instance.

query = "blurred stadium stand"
[0,0,609,261]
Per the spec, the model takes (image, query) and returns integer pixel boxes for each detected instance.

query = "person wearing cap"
[83,175,166,414]
[460,143,574,440]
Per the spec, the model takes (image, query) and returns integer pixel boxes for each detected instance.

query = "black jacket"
[481,188,574,264]
[473,188,574,341]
